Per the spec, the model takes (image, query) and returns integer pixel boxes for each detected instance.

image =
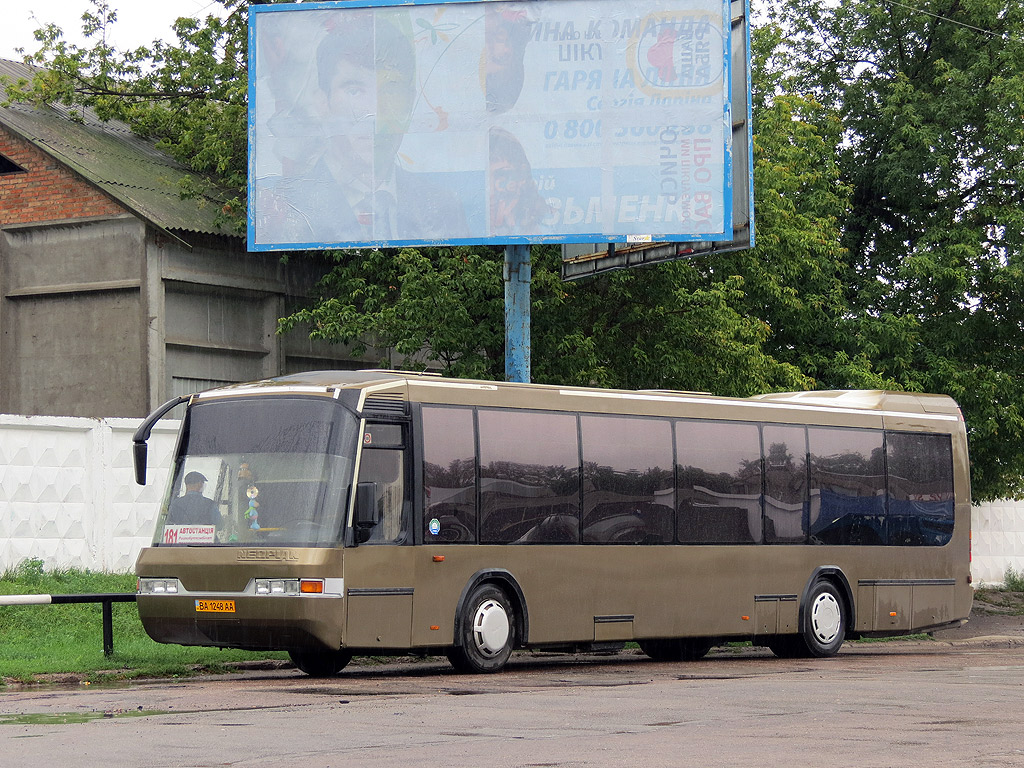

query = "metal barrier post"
[0,593,137,657]
[102,599,115,657]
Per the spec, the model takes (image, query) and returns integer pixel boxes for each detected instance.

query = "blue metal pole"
[504,244,531,383]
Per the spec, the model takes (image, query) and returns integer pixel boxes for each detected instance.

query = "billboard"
[248,0,736,252]
[561,0,753,279]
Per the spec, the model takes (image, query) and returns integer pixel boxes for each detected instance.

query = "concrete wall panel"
[6,291,144,416]
[972,499,1024,585]
[2,216,143,288]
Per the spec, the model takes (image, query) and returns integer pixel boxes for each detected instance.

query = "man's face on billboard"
[324,55,414,178]
[326,58,377,172]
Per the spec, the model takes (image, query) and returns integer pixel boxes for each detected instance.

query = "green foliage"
[279,246,506,378]
[2,557,47,583]
[0,562,284,684]
[533,250,812,395]
[766,0,1024,500]
[1003,567,1024,593]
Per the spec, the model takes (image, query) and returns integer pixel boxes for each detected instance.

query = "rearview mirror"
[133,442,149,486]
[353,482,379,543]
[132,394,191,485]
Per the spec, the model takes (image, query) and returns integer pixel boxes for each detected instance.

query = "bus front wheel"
[448,584,516,673]
[289,648,352,677]
[803,580,846,656]
[768,580,847,659]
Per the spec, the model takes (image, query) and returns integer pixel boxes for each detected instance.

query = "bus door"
[344,421,417,649]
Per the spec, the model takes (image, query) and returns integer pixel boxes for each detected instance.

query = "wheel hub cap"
[811,593,841,644]
[473,599,510,656]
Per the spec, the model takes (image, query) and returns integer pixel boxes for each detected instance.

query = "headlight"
[138,578,179,594]
[254,579,300,595]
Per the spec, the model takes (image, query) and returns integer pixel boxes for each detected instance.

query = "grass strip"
[0,559,285,685]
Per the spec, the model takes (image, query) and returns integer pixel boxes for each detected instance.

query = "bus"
[133,370,972,676]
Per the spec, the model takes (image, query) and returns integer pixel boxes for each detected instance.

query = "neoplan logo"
[236,549,299,562]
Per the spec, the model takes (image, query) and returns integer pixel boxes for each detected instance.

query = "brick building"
[0,59,363,418]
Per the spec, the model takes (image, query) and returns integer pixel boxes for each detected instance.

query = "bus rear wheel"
[447,584,516,674]
[638,638,713,662]
[288,648,352,677]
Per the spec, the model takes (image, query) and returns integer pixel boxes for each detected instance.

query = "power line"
[183,1,226,20]
[879,0,1012,40]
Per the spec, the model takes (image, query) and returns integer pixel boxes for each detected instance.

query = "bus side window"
[581,415,673,544]
[422,406,477,543]
[763,425,809,544]
[808,427,886,546]
[478,408,581,544]
[358,424,408,544]
[676,420,762,544]
[887,431,954,546]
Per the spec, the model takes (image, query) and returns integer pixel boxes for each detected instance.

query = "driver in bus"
[167,471,219,526]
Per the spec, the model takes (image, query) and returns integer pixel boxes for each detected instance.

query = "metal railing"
[0,593,137,656]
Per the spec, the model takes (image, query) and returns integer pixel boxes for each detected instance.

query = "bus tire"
[447,584,515,673]
[803,579,847,656]
[768,579,849,658]
[638,638,713,662]
[288,648,352,677]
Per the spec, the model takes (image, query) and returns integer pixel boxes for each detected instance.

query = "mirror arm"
[132,395,192,485]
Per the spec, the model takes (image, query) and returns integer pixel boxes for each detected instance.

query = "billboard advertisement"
[248,0,734,251]
[561,0,753,279]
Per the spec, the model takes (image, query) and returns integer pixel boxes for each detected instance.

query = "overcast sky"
[0,1,225,61]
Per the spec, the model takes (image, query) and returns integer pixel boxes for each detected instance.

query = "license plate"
[195,599,235,613]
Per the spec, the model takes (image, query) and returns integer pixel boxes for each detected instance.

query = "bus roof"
[193,370,961,420]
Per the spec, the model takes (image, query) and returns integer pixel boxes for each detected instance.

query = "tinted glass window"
[809,427,885,545]
[676,421,761,544]
[887,431,954,546]
[364,423,403,448]
[763,425,808,543]
[581,416,673,544]
[358,445,408,543]
[157,397,358,548]
[183,397,347,456]
[422,406,477,543]
[479,409,580,544]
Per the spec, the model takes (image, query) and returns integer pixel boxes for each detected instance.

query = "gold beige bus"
[133,371,972,676]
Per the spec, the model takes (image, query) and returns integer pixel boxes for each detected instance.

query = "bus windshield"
[154,396,359,548]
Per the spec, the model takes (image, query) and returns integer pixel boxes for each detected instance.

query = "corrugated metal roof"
[0,59,240,240]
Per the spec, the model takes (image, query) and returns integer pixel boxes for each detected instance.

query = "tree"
[714,25,870,391]
[768,0,1024,499]
[278,246,507,379]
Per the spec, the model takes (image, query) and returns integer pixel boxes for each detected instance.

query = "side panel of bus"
[404,393,971,650]
[403,544,966,649]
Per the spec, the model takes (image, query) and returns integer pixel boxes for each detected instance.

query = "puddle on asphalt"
[284,687,405,697]
[0,709,169,725]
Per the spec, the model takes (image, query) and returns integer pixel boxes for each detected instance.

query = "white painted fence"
[1,415,1023,584]
[971,499,1024,585]
[0,414,179,573]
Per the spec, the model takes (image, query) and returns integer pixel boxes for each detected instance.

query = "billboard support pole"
[504,244,531,383]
